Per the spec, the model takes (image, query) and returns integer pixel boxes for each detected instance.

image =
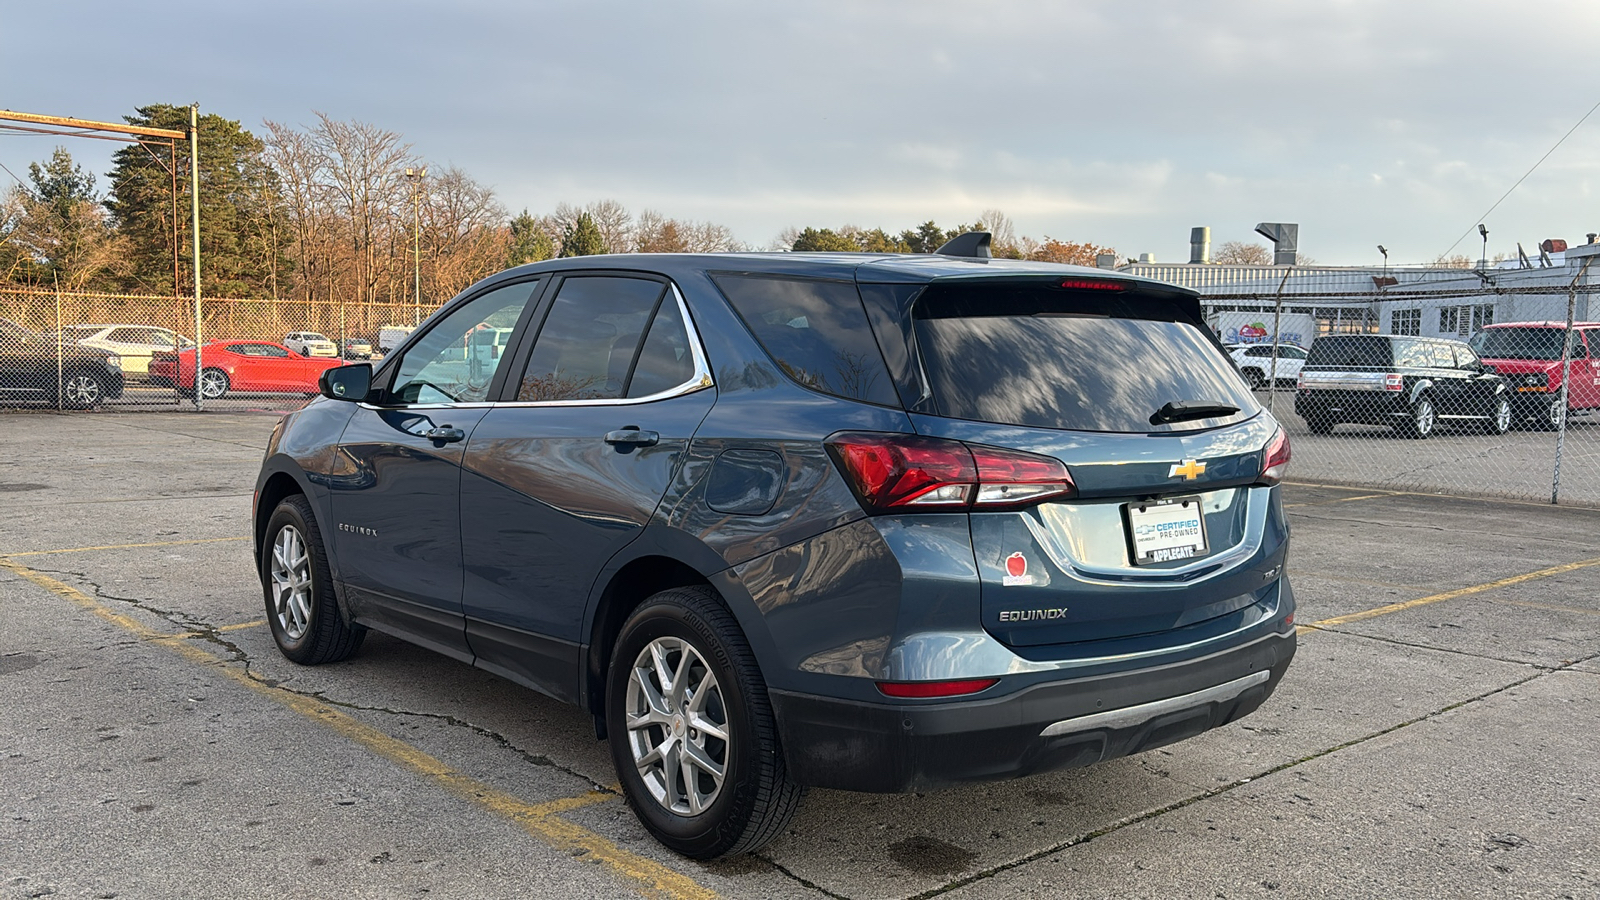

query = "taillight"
[1258,428,1291,485]
[1057,277,1127,291]
[826,432,1075,514]
[876,678,998,698]
[1384,373,1404,391]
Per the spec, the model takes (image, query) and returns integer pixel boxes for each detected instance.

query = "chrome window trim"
[361,283,714,412]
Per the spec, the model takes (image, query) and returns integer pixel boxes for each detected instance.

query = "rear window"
[1469,327,1567,361]
[712,274,898,406]
[911,283,1258,433]
[1306,336,1393,368]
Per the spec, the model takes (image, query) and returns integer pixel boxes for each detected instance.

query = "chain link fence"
[1166,263,1600,507]
[1,287,428,412]
[6,267,1600,507]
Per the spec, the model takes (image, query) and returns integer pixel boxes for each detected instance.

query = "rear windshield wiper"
[1150,400,1240,426]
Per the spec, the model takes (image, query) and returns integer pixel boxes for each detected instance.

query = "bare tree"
[977,208,1017,254]
[423,166,509,297]
[309,113,416,306]
[1212,241,1273,265]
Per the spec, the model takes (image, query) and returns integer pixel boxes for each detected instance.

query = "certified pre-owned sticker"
[1002,552,1033,586]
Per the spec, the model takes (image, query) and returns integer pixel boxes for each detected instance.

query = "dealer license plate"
[1126,496,1208,565]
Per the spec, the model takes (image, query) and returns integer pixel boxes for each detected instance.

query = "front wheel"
[1485,395,1513,435]
[60,373,105,409]
[606,586,803,859]
[1533,397,1565,431]
[1401,396,1436,439]
[261,495,366,665]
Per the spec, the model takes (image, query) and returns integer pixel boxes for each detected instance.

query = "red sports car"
[151,340,345,400]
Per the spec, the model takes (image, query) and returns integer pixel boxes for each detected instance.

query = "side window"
[1394,340,1432,368]
[258,344,290,358]
[222,344,252,356]
[1453,345,1481,369]
[1431,344,1457,368]
[391,280,540,404]
[627,292,698,398]
[710,274,898,406]
[517,276,664,402]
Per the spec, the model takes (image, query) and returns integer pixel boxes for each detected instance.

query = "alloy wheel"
[1412,398,1435,437]
[624,636,730,816]
[63,375,102,408]
[199,369,228,400]
[269,525,313,641]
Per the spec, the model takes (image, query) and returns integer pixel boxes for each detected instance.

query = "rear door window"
[910,282,1258,433]
[711,274,898,406]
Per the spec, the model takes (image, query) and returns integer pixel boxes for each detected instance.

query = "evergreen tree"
[106,104,285,297]
[559,212,607,257]
[5,147,123,289]
[790,227,859,252]
[508,209,556,265]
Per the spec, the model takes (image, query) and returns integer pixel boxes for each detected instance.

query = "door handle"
[604,428,659,447]
[423,426,467,443]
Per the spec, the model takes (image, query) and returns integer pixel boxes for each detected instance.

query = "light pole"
[404,167,427,324]
[1377,245,1388,280]
[1478,223,1489,270]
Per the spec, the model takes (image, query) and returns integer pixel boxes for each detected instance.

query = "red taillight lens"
[1258,428,1291,485]
[827,433,1075,513]
[1384,373,1404,391]
[1058,278,1127,291]
[876,678,998,698]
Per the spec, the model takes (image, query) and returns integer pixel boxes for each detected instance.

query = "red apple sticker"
[1005,552,1028,578]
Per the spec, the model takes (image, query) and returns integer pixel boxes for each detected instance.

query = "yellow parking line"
[1299,556,1600,634]
[0,558,719,900]
[1283,493,1388,509]
[0,536,250,558]
[218,619,264,631]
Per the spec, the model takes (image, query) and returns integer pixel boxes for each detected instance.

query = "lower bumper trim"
[1041,670,1269,737]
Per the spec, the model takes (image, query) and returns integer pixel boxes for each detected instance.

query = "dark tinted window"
[1306,336,1392,368]
[627,293,697,398]
[911,283,1259,433]
[1469,327,1567,361]
[519,276,663,401]
[712,274,898,406]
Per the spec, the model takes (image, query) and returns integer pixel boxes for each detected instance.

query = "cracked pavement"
[3,411,1599,899]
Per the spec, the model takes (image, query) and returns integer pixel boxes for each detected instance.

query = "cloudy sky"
[5,0,1599,265]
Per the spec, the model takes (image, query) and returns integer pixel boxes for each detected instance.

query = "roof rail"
[934,231,992,259]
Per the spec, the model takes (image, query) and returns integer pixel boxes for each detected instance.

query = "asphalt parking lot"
[3,411,1598,899]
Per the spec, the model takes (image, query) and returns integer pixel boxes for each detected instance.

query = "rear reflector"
[1384,373,1404,391]
[876,678,999,699]
[827,432,1074,514]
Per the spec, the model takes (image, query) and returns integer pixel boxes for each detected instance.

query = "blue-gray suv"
[254,235,1296,858]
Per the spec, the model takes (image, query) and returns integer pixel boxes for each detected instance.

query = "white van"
[377,325,415,354]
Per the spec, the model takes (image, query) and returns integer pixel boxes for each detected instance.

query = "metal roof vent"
[1189,227,1210,264]
[1254,223,1299,265]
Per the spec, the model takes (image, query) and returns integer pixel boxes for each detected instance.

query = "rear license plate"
[1125,496,1208,565]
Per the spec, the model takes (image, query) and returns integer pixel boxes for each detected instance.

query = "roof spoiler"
[934,231,992,259]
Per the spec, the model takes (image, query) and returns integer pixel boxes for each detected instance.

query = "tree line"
[1,104,1126,303]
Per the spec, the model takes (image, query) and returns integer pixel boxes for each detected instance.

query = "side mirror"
[319,363,373,402]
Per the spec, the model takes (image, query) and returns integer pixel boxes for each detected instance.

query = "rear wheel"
[261,495,366,665]
[1400,396,1436,439]
[198,368,229,400]
[1533,397,1565,431]
[1242,368,1265,390]
[606,586,802,859]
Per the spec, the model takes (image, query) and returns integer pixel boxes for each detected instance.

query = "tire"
[606,586,803,859]
[1242,368,1265,390]
[1400,396,1436,439]
[59,373,105,410]
[198,368,230,400]
[261,495,366,665]
[1485,395,1513,435]
[1533,397,1565,431]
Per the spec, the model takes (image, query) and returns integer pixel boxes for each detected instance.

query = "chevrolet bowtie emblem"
[1169,459,1206,480]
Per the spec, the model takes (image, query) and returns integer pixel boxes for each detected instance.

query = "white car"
[1228,343,1308,389]
[60,324,193,376]
[283,332,339,358]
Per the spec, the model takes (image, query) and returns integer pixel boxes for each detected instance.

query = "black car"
[0,319,126,409]
[254,235,1297,858]
[1294,333,1512,437]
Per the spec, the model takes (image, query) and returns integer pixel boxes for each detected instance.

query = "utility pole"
[405,167,427,325]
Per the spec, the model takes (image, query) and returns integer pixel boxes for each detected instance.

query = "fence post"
[1268,268,1291,416]
[53,277,63,411]
[1550,256,1596,504]
[189,103,204,411]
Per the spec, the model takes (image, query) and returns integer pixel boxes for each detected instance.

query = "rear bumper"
[1295,389,1404,423]
[770,628,1295,792]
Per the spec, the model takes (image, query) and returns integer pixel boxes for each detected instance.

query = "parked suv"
[254,240,1297,858]
[1295,334,1511,437]
[1469,322,1600,429]
[283,332,339,357]
[1228,343,1307,389]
